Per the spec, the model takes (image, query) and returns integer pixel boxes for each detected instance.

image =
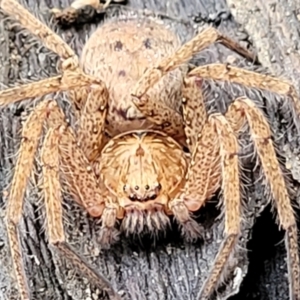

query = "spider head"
[98,130,189,235]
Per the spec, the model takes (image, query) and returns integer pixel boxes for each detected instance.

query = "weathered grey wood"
[0,0,299,300]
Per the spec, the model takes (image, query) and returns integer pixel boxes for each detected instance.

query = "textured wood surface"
[0,0,300,300]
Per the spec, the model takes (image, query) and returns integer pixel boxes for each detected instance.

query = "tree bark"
[0,0,299,300]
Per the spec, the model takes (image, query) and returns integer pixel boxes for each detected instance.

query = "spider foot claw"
[179,219,205,242]
[98,226,120,248]
[170,200,204,242]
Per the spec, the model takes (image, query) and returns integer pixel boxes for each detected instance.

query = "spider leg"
[171,78,299,298]
[188,63,300,128]
[184,68,300,298]
[169,77,221,239]
[196,114,241,300]
[58,111,121,245]
[76,82,109,161]
[0,0,101,106]
[49,84,120,244]
[170,98,241,299]
[1,0,75,59]
[0,72,99,107]
[5,100,119,300]
[133,92,185,140]
[131,27,256,123]
[41,125,120,299]
[224,97,300,300]
[181,77,208,152]
[5,101,51,300]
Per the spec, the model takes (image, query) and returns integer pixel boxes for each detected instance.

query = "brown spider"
[1,0,300,299]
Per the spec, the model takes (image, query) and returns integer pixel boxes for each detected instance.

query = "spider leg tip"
[98,226,120,248]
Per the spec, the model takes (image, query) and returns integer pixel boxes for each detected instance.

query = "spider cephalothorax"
[96,130,189,235]
[1,0,300,299]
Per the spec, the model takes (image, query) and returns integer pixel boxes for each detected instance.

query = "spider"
[1,0,300,299]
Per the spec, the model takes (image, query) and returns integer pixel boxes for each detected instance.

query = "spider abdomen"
[80,18,187,138]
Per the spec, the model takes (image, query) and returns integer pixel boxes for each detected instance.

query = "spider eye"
[149,194,157,200]
[123,185,127,191]
[129,194,137,201]
[157,183,162,190]
[145,185,150,190]
[135,185,139,190]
